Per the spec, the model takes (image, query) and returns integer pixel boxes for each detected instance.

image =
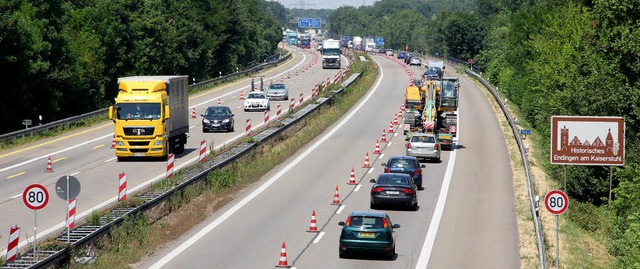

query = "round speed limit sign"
[23,184,49,210]
[545,190,568,215]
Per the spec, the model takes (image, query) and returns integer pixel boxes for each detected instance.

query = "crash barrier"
[0,53,292,143]
[448,58,546,269]
[0,72,362,269]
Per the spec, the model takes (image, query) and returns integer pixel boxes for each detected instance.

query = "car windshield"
[116,103,161,120]
[349,216,386,228]
[269,84,286,90]
[378,176,409,185]
[205,107,229,116]
[411,135,435,143]
[248,93,265,99]
[388,159,419,169]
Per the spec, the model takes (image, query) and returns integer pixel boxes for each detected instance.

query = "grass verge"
[466,69,615,268]
[63,54,376,268]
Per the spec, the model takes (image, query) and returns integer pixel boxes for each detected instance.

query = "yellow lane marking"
[53,157,68,163]
[0,123,112,159]
[7,172,25,179]
[93,144,104,149]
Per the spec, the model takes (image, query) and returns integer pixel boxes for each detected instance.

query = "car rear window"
[269,84,286,90]
[388,159,419,169]
[378,176,409,185]
[248,93,265,99]
[411,136,435,143]
[349,216,385,228]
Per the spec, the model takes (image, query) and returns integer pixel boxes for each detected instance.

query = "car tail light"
[384,167,391,173]
[434,143,439,150]
[382,218,389,228]
[372,187,385,193]
[414,168,422,177]
[402,188,414,194]
[345,216,352,226]
[407,142,412,149]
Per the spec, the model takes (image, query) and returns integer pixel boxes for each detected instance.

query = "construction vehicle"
[109,76,189,161]
[422,77,459,149]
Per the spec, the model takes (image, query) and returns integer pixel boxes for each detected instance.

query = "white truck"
[322,39,341,69]
[353,36,363,50]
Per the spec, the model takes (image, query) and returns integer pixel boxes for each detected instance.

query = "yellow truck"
[109,76,189,161]
[405,85,422,112]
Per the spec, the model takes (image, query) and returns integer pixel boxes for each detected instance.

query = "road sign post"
[23,184,49,258]
[545,190,569,269]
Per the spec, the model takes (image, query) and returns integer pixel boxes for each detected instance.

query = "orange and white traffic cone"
[393,114,399,125]
[296,70,298,76]
[381,129,387,142]
[191,108,197,119]
[287,71,290,79]
[348,167,356,185]
[374,140,381,154]
[217,99,222,105]
[363,153,371,168]
[307,210,318,232]
[239,91,245,100]
[388,121,394,133]
[45,156,53,173]
[111,134,116,149]
[398,109,403,117]
[276,242,291,268]
[332,186,341,205]
[280,76,284,83]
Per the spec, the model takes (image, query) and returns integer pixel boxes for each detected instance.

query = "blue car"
[338,211,401,260]
[381,156,425,190]
[397,52,407,59]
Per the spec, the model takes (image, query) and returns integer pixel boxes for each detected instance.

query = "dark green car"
[338,211,401,260]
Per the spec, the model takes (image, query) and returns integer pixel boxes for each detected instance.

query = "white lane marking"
[148,58,385,269]
[104,157,117,163]
[354,184,362,192]
[313,232,326,244]
[388,142,392,146]
[236,106,243,109]
[336,205,346,214]
[367,168,374,174]
[379,153,384,159]
[394,133,398,137]
[70,172,80,176]
[189,125,197,129]
[0,134,112,174]
[10,194,21,199]
[415,101,461,268]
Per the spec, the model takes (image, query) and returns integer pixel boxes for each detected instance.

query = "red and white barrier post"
[246,118,252,137]
[299,93,304,105]
[199,139,207,163]
[118,172,127,202]
[290,98,295,110]
[264,110,270,126]
[6,225,20,263]
[277,105,282,121]
[67,198,76,230]
[166,154,175,178]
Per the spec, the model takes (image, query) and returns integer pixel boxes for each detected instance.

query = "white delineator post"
[118,172,127,202]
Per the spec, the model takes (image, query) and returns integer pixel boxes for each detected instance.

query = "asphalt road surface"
[138,55,520,268]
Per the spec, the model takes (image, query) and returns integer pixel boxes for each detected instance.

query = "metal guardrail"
[450,60,547,268]
[0,53,291,143]
[1,69,362,268]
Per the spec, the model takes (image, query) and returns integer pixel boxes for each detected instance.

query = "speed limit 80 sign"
[23,184,49,210]
[545,190,569,215]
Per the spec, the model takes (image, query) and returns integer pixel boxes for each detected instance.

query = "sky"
[271,0,378,10]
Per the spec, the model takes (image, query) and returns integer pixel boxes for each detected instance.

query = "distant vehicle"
[338,211,401,260]
[266,83,289,100]
[288,32,297,45]
[202,106,234,133]
[404,53,413,64]
[397,52,406,59]
[406,132,441,162]
[365,41,376,52]
[410,57,422,66]
[243,91,270,112]
[300,34,311,49]
[427,60,445,77]
[382,156,425,190]
[369,173,419,210]
[386,50,394,56]
[322,39,341,69]
[423,69,441,81]
[353,36,363,50]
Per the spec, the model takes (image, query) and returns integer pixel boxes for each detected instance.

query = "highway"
[138,55,521,268]
[0,46,348,256]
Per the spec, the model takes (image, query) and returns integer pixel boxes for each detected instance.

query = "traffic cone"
[398,109,403,117]
[287,71,290,79]
[296,70,298,76]
[363,153,371,168]
[111,134,116,149]
[348,167,356,185]
[332,186,341,205]
[217,99,222,105]
[374,140,381,154]
[389,121,394,133]
[276,242,291,268]
[381,129,387,142]
[239,91,245,100]
[307,210,318,232]
[191,108,196,119]
[45,156,53,172]
[393,114,398,125]
[280,76,284,83]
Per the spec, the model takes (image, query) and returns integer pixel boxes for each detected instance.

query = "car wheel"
[418,185,424,191]
[412,200,419,211]
[243,109,248,112]
[386,247,395,260]
[339,248,348,259]
[202,128,206,133]
[370,200,377,209]
[230,124,235,132]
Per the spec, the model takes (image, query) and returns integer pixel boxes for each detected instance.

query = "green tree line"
[0,0,285,133]
[329,0,639,265]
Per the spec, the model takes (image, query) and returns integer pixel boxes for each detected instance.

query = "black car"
[202,106,234,132]
[370,173,418,210]
[382,156,425,190]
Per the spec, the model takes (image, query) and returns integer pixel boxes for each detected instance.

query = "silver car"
[406,132,440,162]
[266,83,289,101]
[410,57,422,66]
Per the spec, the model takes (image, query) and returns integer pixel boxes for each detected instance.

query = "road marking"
[189,125,197,129]
[7,172,25,179]
[379,153,384,159]
[10,194,21,199]
[354,184,361,192]
[92,145,104,149]
[52,157,68,163]
[313,232,325,244]
[71,172,80,176]
[388,142,392,146]
[368,168,374,174]
[415,102,461,268]
[394,133,398,137]
[104,157,116,163]
[148,55,383,269]
[336,205,345,214]
[236,106,243,109]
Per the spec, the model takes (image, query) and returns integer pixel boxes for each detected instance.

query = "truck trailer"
[109,76,189,161]
[322,39,341,69]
